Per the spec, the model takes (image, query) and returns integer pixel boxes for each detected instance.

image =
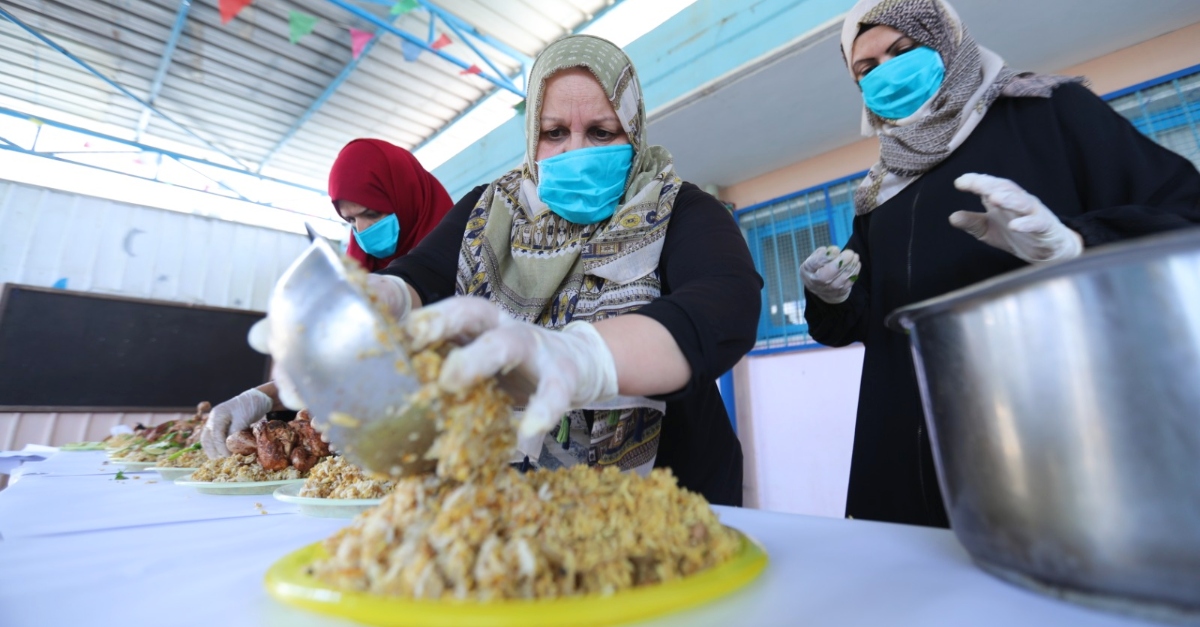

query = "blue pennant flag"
[401,40,422,62]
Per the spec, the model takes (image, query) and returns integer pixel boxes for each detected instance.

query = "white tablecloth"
[0,451,1155,627]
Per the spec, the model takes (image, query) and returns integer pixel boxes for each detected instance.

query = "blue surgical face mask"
[352,213,400,258]
[537,144,634,224]
[859,46,945,120]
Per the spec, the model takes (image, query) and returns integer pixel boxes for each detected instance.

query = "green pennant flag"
[390,0,419,16]
[513,100,527,115]
[289,10,318,44]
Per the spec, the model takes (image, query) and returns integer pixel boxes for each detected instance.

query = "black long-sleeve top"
[379,181,764,505]
[806,82,1200,527]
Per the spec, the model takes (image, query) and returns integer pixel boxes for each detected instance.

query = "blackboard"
[0,284,270,411]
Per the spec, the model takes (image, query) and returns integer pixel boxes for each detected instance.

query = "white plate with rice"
[272,483,383,518]
[149,467,200,481]
[175,474,307,495]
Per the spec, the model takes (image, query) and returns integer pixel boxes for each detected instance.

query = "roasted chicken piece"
[286,417,332,472]
[141,420,176,443]
[254,419,296,471]
[226,428,258,456]
[289,417,331,457]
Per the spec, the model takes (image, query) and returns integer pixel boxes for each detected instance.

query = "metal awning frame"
[135,0,192,142]
[0,3,251,170]
[0,106,341,222]
[327,0,530,97]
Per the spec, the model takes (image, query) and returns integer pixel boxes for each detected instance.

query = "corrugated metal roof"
[0,0,609,185]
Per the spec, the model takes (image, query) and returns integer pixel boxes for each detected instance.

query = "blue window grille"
[1105,64,1200,171]
[736,172,863,353]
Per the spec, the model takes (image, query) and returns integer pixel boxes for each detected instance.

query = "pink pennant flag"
[431,33,451,50]
[349,28,374,59]
[219,0,253,24]
[459,64,481,76]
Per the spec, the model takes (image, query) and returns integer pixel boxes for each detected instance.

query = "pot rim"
[884,226,1200,333]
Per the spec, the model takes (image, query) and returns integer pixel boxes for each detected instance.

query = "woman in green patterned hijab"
[370,34,762,505]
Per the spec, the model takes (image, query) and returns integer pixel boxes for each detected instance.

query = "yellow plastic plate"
[265,528,768,627]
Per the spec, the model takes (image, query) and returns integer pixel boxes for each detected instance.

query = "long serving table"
[0,451,1156,627]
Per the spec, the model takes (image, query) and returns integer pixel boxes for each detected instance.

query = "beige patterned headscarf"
[455,35,679,475]
[457,34,681,326]
[842,0,1082,214]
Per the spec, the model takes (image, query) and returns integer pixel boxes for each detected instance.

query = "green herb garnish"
[115,470,127,480]
[166,443,201,461]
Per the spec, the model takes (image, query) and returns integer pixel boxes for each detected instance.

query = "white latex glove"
[951,173,1084,264]
[201,388,273,459]
[800,246,861,304]
[363,274,414,321]
[405,296,619,441]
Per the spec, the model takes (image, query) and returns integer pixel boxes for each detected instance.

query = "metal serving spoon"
[264,231,436,477]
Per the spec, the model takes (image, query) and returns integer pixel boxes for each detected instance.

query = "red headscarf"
[328,139,454,271]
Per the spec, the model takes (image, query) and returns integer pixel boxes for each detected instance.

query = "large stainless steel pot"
[887,227,1200,620]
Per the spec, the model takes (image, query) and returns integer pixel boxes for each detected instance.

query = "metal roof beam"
[0,106,326,195]
[135,0,192,142]
[325,0,525,98]
[255,17,391,174]
[0,4,250,169]
[353,0,534,68]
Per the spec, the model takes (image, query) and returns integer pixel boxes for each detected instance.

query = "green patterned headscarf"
[455,34,682,327]
[454,35,678,474]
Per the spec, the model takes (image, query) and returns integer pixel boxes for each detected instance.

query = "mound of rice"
[156,447,207,468]
[191,454,304,482]
[308,347,739,600]
[300,456,394,499]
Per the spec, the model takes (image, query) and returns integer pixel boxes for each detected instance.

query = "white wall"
[0,180,309,311]
[740,345,863,517]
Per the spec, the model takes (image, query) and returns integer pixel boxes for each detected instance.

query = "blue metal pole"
[137,0,192,141]
[324,0,525,97]
[256,28,388,173]
[0,106,326,195]
[0,4,249,169]
[0,141,343,224]
[415,0,534,67]
[430,14,519,94]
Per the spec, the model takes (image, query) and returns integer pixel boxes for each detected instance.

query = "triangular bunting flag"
[430,33,451,50]
[349,28,374,59]
[459,64,481,76]
[401,40,422,62]
[219,0,253,24]
[390,0,419,16]
[288,11,318,44]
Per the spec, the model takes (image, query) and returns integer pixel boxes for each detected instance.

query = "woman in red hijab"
[200,139,453,459]
[329,138,453,271]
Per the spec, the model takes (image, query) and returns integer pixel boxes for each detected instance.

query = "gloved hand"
[363,274,414,321]
[800,246,861,304]
[405,296,619,440]
[951,173,1084,264]
[201,388,274,458]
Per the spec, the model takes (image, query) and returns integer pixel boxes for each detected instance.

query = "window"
[736,174,861,352]
[1106,65,1200,171]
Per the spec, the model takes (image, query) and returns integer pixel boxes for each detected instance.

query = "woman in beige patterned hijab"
[370,35,762,505]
